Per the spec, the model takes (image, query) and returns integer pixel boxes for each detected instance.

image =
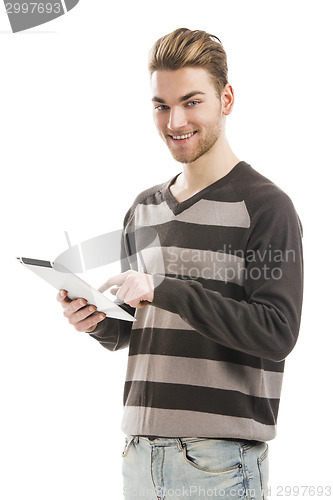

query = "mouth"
[168,131,197,143]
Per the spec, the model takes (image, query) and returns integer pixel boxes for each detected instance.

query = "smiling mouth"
[169,131,197,141]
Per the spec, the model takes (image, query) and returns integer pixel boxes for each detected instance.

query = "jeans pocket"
[181,439,243,474]
[122,435,135,458]
[257,444,269,499]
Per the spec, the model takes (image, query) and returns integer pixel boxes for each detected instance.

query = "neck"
[178,134,240,193]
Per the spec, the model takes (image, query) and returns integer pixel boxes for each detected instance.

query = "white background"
[1,1,332,499]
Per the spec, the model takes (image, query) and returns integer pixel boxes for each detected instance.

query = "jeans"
[122,435,269,499]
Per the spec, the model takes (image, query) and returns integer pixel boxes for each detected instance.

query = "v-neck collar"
[162,161,247,216]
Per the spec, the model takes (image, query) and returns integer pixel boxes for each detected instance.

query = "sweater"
[90,161,303,442]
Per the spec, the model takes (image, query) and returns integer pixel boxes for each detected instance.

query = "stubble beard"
[165,113,223,165]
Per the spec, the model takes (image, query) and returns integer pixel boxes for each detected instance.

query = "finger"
[57,289,72,307]
[115,279,133,302]
[118,283,136,304]
[57,289,68,302]
[127,297,151,308]
[110,286,120,296]
[98,271,130,293]
[98,283,109,293]
[74,312,106,333]
[62,297,88,314]
[65,304,97,323]
[137,300,150,308]
[121,280,150,306]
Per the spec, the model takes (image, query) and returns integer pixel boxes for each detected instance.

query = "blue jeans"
[122,435,269,499]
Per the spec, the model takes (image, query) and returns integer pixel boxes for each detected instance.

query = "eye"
[186,100,200,107]
[155,105,169,111]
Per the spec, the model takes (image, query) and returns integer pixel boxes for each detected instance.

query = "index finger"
[98,273,128,293]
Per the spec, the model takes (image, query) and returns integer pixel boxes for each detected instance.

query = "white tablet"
[17,257,135,322]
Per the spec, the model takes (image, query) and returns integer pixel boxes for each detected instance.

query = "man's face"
[151,67,225,165]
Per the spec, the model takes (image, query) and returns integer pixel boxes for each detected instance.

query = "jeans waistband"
[132,436,183,450]
[127,435,260,450]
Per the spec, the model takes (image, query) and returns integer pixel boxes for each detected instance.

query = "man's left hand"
[98,270,154,308]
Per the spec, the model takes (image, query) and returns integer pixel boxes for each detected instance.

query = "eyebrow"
[152,91,205,104]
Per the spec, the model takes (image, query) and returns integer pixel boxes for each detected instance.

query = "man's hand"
[98,270,154,309]
[57,290,106,333]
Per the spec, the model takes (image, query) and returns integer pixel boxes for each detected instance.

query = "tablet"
[17,257,135,322]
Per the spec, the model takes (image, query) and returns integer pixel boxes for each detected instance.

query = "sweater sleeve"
[152,193,303,362]
[88,213,135,352]
[88,301,134,352]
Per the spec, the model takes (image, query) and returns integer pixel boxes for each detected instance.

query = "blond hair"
[148,28,228,96]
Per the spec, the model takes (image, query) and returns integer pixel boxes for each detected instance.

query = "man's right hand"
[57,289,106,333]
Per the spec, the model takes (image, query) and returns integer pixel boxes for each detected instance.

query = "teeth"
[172,132,195,140]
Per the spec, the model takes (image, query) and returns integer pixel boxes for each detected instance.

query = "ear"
[221,83,235,116]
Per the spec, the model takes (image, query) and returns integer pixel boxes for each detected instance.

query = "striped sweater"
[90,161,303,442]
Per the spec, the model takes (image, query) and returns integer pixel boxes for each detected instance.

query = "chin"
[170,152,193,164]
[171,150,204,164]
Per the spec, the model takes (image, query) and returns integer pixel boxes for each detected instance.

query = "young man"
[58,28,303,499]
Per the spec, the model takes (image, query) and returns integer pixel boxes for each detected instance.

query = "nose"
[167,106,188,131]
